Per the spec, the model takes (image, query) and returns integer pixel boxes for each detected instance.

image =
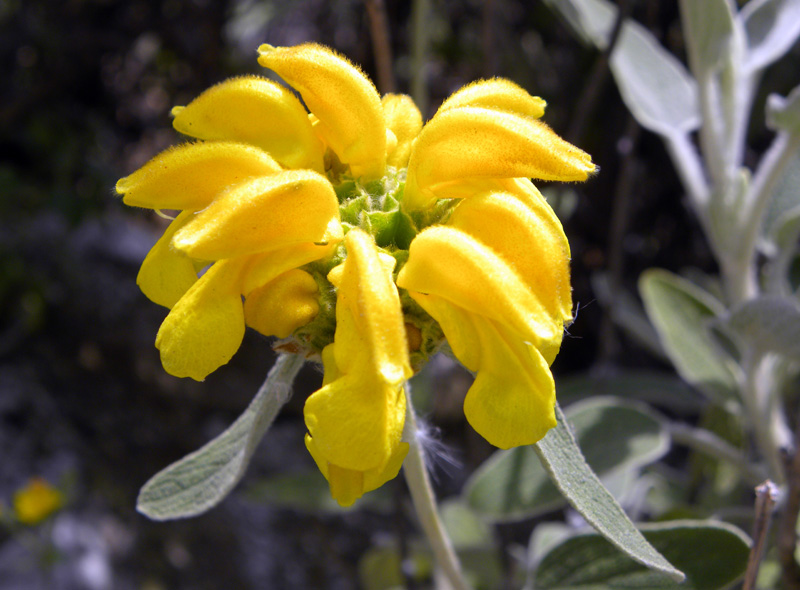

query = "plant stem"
[403,386,472,590]
[743,480,779,590]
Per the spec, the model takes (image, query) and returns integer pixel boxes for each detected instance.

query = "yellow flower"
[13,478,64,525]
[119,42,594,505]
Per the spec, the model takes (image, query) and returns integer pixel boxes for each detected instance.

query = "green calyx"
[289,168,449,370]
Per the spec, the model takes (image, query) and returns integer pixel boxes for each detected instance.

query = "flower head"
[118,42,594,505]
[13,478,64,525]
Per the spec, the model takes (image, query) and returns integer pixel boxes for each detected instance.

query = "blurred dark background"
[1,0,797,588]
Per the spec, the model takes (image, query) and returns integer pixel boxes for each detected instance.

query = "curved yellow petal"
[409,295,556,448]
[306,433,408,507]
[397,225,561,348]
[155,259,247,380]
[116,142,282,210]
[448,191,573,324]
[241,240,339,295]
[404,106,595,210]
[382,93,423,168]
[172,170,341,260]
[303,230,411,500]
[136,211,199,308]
[437,78,546,119]
[171,76,325,172]
[244,269,319,338]
[257,43,386,179]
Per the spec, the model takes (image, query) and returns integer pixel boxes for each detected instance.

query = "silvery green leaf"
[742,0,800,72]
[761,151,800,245]
[767,85,800,135]
[533,520,750,589]
[726,295,800,358]
[679,0,735,75]
[639,269,739,401]
[545,0,700,136]
[137,353,305,520]
[534,404,684,582]
[542,0,615,49]
[466,397,670,522]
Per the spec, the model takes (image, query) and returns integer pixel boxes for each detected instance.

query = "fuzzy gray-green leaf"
[639,269,738,400]
[137,353,305,520]
[534,520,750,589]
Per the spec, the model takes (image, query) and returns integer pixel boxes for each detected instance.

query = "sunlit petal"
[405,106,595,210]
[448,190,573,324]
[437,78,546,119]
[171,76,325,172]
[397,225,561,348]
[382,93,423,168]
[303,230,411,503]
[258,43,386,179]
[244,269,319,338]
[155,258,248,381]
[116,142,282,210]
[172,170,341,260]
[136,211,199,308]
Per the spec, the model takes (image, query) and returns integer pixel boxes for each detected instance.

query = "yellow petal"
[241,240,339,295]
[305,433,409,507]
[408,295,556,448]
[437,78,546,119]
[304,229,411,477]
[382,93,423,168]
[13,478,64,525]
[136,211,198,308]
[244,269,319,338]
[258,43,386,179]
[397,225,561,348]
[116,142,282,210]
[155,259,247,380]
[172,170,341,260]
[404,106,595,210]
[171,76,325,172]
[448,190,573,324]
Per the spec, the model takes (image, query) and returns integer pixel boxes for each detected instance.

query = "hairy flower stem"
[402,386,472,590]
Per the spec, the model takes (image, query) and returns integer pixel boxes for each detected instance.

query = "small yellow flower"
[118,42,595,505]
[13,478,64,525]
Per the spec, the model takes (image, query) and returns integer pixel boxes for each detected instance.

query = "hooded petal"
[303,230,411,505]
[136,211,199,308]
[437,78,546,119]
[244,268,319,338]
[409,293,556,448]
[171,76,325,173]
[382,93,423,168]
[404,106,595,210]
[172,170,341,260]
[447,190,573,324]
[116,142,282,210]
[155,258,248,381]
[397,225,562,349]
[257,43,386,179]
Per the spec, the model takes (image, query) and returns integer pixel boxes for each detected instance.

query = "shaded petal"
[404,106,595,210]
[116,142,282,210]
[382,93,423,168]
[244,269,319,338]
[409,294,556,448]
[303,230,411,503]
[305,433,408,507]
[171,76,325,173]
[155,258,248,381]
[437,78,546,119]
[241,240,339,295]
[257,43,386,179]
[172,170,341,260]
[136,211,199,308]
[397,225,561,349]
[448,190,573,324]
